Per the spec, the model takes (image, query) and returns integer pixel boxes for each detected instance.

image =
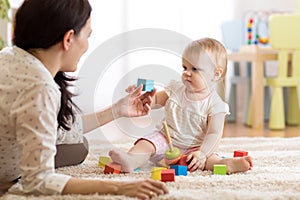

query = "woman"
[0,0,168,199]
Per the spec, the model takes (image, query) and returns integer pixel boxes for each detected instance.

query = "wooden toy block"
[133,167,140,172]
[178,155,190,166]
[151,167,167,180]
[98,156,113,167]
[213,164,226,175]
[161,169,175,182]
[170,165,188,176]
[233,150,248,157]
[221,155,229,159]
[137,78,154,92]
[165,155,181,166]
[104,162,121,174]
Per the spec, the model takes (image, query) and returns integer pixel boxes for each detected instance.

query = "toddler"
[110,38,253,173]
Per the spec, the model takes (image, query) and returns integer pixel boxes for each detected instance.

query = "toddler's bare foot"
[109,150,150,173]
[225,156,253,174]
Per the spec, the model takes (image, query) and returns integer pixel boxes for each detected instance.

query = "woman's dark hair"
[13,0,92,130]
[54,72,80,131]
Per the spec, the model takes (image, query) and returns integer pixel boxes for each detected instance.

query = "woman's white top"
[0,46,83,194]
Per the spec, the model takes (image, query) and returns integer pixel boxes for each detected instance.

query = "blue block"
[170,165,188,176]
[137,78,154,92]
[133,167,140,172]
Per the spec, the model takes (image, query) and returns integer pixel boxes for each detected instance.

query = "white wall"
[233,0,296,19]
[3,0,299,111]
[85,0,234,60]
[76,0,235,111]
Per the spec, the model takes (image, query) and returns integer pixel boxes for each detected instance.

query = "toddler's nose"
[184,71,191,77]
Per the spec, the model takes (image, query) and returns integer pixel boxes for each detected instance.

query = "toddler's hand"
[187,151,207,172]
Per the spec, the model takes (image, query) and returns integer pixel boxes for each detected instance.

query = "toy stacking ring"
[162,121,181,159]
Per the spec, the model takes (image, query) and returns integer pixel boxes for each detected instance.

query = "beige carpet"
[2,136,300,200]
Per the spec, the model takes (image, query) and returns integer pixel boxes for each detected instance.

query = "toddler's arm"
[152,91,168,108]
[187,113,226,171]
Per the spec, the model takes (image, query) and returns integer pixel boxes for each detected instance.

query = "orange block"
[104,162,121,174]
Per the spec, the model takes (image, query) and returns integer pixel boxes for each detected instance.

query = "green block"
[213,164,226,175]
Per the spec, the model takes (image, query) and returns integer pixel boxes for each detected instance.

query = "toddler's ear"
[212,67,223,81]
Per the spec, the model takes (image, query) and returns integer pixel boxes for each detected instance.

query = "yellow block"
[98,156,112,167]
[151,167,167,180]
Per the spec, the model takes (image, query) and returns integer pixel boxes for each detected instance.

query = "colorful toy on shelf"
[213,164,227,175]
[258,37,269,44]
[137,78,154,92]
[247,18,254,45]
[233,150,248,157]
[245,11,271,45]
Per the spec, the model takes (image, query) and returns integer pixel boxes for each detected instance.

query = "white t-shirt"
[160,80,229,149]
[0,46,82,194]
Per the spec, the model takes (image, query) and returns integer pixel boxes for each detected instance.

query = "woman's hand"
[63,177,168,198]
[117,179,168,199]
[114,84,156,118]
[186,151,207,172]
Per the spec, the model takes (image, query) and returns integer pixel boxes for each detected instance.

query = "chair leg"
[264,86,271,121]
[243,79,251,125]
[269,87,285,130]
[245,93,253,126]
[245,86,271,126]
[287,87,300,125]
[227,84,237,122]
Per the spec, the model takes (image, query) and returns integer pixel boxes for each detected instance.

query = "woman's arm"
[81,106,115,133]
[62,177,168,199]
[81,85,156,133]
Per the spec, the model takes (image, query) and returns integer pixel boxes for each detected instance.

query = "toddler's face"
[181,53,215,95]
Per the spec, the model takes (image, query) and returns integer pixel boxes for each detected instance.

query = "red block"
[161,169,175,182]
[179,155,190,166]
[165,155,181,166]
[104,162,121,174]
[233,150,248,157]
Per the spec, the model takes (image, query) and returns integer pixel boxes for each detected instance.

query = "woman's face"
[61,17,92,72]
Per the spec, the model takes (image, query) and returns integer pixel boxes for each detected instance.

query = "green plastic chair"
[267,14,300,129]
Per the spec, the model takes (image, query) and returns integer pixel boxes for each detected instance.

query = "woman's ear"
[62,29,75,51]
